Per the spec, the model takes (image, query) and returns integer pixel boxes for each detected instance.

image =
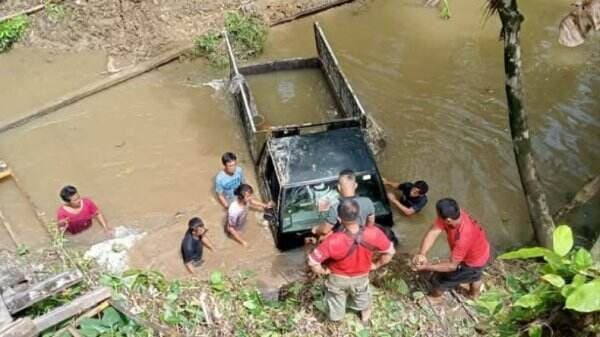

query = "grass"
[0,15,29,53]
[46,3,67,22]
[195,11,268,68]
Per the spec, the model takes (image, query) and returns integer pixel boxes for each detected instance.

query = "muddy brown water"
[0,0,598,285]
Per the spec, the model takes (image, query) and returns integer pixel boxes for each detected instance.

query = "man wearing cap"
[308,199,395,324]
[412,198,490,301]
[181,217,215,274]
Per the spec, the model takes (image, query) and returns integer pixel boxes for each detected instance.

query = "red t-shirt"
[434,209,490,268]
[56,198,99,234]
[309,226,393,276]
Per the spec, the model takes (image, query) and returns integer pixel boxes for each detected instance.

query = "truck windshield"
[280,173,388,233]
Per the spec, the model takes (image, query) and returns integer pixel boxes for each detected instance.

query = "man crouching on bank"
[308,199,395,324]
[412,198,490,302]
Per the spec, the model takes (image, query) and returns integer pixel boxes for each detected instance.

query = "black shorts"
[431,263,484,290]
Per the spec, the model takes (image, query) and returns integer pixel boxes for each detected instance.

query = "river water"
[0,0,597,280]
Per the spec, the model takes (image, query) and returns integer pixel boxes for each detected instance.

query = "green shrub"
[224,11,267,57]
[46,3,66,22]
[476,225,600,336]
[0,15,29,53]
[194,11,268,68]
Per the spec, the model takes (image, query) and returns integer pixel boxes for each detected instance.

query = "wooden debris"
[269,0,356,26]
[0,298,12,330]
[4,269,83,314]
[33,287,111,332]
[553,174,600,220]
[449,290,479,324]
[0,211,19,248]
[0,161,11,181]
[0,318,36,337]
[199,292,213,326]
[67,327,83,337]
[0,268,26,291]
[53,301,110,337]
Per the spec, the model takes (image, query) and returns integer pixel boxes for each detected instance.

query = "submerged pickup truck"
[226,22,393,250]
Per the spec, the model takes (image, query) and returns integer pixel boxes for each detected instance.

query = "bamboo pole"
[0,44,193,134]
[0,210,19,248]
[0,4,45,24]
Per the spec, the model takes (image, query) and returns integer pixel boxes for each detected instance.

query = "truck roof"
[269,127,377,187]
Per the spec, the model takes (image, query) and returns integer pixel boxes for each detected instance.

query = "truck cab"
[226,22,393,250]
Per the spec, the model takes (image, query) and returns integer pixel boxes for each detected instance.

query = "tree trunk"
[496,0,555,248]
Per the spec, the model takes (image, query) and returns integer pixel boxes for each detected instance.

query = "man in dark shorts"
[383,178,429,216]
[412,198,490,301]
[181,217,215,274]
[308,199,395,323]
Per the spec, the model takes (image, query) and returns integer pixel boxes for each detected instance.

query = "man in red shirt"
[56,185,112,237]
[412,198,490,301]
[308,199,395,323]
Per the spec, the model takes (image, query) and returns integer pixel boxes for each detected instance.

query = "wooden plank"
[33,287,111,332]
[269,0,355,26]
[52,301,110,337]
[0,44,192,134]
[4,269,83,314]
[0,318,36,337]
[0,297,12,330]
[0,267,26,291]
[0,210,19,248]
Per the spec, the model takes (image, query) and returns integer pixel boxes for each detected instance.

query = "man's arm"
[412,226,442,266]
[226,226,248,247]
[387,192,415,216]
[416,261,458,273]
[307,254,330,275]
[94,212,112,235]
[382,177,400,188]
[217,193,229,209]
[249,197,274,210]
[312,221,334,237]
[201,237,215,251]
[372,247,395,270]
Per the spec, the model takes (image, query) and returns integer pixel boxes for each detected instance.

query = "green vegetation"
[46,3,67,22]
[0,15,29,53]
[476,225,600,337]
[195,11,268,68]
[69,307,151,337]
[95,262,476,337]
[440,0,451,20]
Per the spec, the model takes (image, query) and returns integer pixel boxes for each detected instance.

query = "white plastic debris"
[84,226,145,274]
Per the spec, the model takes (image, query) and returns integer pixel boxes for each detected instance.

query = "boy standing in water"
[215,152,245,209]
[226,184,274,247]
[181,217,215,274]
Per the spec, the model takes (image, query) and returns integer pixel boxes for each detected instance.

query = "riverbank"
[0,0,360,68]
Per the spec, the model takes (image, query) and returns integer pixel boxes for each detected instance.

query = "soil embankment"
[0,0,356,67]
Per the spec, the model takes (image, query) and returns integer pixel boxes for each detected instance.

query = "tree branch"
[553,174,600,220]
